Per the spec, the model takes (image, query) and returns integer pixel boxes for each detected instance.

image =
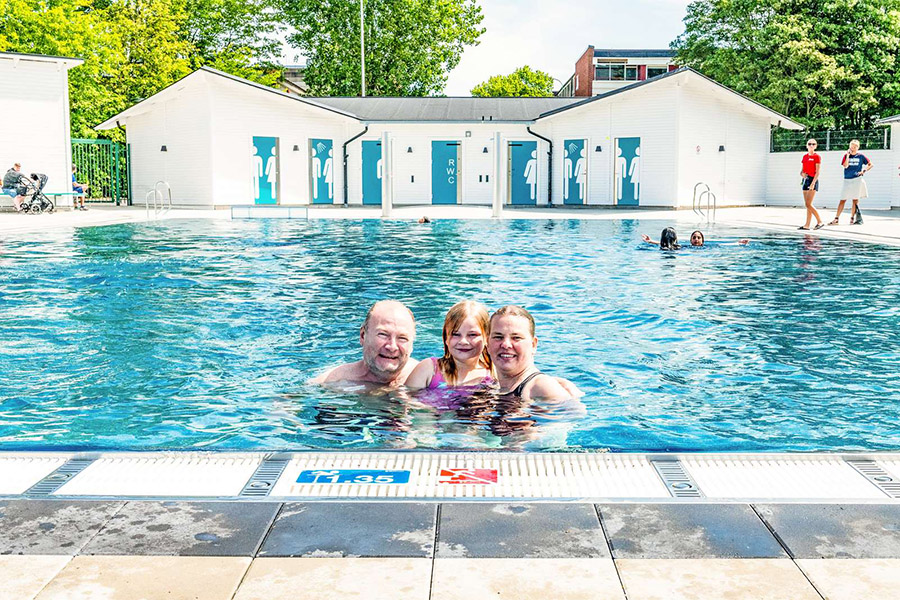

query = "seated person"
[311,300,419,387]
[487,305,579,401]
[72,165,89,211]
[2,163,26,211]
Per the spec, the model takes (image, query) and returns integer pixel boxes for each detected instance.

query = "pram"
[19,173,54,214]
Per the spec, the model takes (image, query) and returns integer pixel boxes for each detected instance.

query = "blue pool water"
[1,218,899,452]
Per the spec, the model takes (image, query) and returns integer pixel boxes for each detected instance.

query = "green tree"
[672,0,900,128]
[470,65,554,97]
[282,0,485,96]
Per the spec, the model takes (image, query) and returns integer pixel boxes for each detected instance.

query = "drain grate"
[240,454,291,497]
[845,459,900,498]
[25,458,96,496]
[651,459,704,498]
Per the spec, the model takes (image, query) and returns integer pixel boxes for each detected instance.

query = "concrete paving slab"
[258,502,436,558]
[616,558,821,600]
[34,555,250,600]
[80,501,280,556]
[0,555,71,599]
[437,503,608,558]
[599,504,787,559]
[431,558,625,600]
[755,503,900,558]
[0,500,122,555]
[797,558,900,600]
[233,557,432,600]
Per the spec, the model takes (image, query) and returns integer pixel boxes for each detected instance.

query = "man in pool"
[311,300,419,386]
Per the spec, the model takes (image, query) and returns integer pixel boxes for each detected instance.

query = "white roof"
[875,114,900,125]
[0,51,83,68]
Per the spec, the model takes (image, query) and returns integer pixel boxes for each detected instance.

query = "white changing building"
[97,66,810,209]
[0,51,83,208]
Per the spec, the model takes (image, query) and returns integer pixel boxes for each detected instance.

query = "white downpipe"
[381,131,392,217]
[492,131,503,218]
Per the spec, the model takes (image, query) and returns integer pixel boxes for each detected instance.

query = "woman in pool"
[487,305,573,401]
[405,300,494,391]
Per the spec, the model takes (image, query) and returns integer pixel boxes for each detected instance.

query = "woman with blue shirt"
[829,140,872,225]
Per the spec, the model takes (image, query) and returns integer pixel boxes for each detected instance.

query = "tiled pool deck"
[1,451,900,598]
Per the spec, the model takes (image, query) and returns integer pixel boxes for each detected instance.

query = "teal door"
[615,137,641,206]
[362,140,382,205]
[563,139,586,205]
[310,138,334,204]
[431,141,460,204]
[252,136,278,204]
[509,141,538,205]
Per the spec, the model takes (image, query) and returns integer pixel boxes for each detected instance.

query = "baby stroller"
[20,173,54,214]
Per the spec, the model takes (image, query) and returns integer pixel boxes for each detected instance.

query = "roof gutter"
[342,126,368,206]
[526,126,553,206]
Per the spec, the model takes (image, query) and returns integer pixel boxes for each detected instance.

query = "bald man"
[312,300,419,386]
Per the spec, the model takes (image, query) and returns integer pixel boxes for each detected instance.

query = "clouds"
[444,0,692,95]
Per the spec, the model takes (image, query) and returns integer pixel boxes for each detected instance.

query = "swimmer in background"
[405,300,494,392]
[642,229,749,248]
[641,227,681,250]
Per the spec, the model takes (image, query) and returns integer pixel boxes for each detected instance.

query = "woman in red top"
[799,139,824,230]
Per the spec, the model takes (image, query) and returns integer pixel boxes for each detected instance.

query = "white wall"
[346,123,541,206]
[536,81,679,207]
[208,75,354,206]
[675,78,772,208]
[765,148,895,209]
[126,80,214,206]
[0,58,74,207]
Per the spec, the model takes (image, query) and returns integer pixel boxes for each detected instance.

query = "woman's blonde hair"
[489,305,536,336]
[438,301,492,385]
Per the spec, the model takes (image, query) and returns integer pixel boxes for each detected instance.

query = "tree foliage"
[470,65,554,97]
[0,0,283,138]
[672,0,900,128]
[282,0,485,96]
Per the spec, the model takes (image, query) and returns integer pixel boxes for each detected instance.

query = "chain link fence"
[771,128,891,152]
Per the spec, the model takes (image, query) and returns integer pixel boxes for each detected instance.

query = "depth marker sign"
[297,470,410,484]
[438,468,498,484]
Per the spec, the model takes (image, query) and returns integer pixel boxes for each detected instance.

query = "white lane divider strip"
[0,455,71,495]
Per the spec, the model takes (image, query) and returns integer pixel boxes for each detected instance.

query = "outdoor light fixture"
[407,146,413,153]
[466,131,472,137]
[483,147,489,153]
[293,145,300,151]
[719,145,726,152]
[595,145,602,152]
[160,145,167,152]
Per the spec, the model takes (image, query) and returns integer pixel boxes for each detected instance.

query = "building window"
[595,63,639,81]
[647,67,668,79]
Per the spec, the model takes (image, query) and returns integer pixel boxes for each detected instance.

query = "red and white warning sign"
[438,468,498,485]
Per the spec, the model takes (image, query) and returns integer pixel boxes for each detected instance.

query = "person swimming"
[405,300,494,392]
[641,227,681,250]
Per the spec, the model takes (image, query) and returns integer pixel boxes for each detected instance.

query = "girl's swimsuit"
[427,357,493,389]
[416,357,495,411]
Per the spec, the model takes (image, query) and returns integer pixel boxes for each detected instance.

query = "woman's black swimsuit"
[507,371,542,398]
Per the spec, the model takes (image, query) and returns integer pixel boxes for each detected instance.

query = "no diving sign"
[438,468,498,485]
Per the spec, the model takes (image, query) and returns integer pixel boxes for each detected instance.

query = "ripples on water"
[1,219,899,452]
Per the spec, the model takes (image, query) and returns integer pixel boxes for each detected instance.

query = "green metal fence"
[71,138,131,205]
[771,128,891,153]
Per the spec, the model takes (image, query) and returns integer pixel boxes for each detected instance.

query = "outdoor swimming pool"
[1,218,899,453]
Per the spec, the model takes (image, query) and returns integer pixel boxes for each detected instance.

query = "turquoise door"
[252,136,278,204]
[563,139,586,205]
[310,138,334,204]
[615,137,641,206]
[509,141,538,205]
[431,141,460,204]
[362,140,382,205]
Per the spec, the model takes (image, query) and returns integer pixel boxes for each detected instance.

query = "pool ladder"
[145,181,172,219]
[693,182,716,223]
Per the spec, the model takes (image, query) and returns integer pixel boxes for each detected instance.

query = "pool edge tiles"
[269,453,670,499]
[0,454,71,495]
[50,453,265,498]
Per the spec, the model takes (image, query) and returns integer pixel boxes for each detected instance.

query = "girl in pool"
[405,300,494,391]
[642,229,749,248]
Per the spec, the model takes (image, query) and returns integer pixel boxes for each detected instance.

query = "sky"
[443,0,693,95]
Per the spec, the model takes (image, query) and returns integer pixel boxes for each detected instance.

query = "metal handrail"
[154,181,172,213]
[144,181,172,219]
[692,182,717,223]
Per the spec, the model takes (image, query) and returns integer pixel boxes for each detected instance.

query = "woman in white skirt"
[829,139,872,225]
